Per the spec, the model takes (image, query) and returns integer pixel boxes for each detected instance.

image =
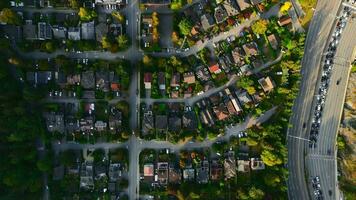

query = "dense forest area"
[0,41,44,199]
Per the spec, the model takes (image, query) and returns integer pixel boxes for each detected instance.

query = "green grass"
[351,64,356,73]
[299,0,318,29]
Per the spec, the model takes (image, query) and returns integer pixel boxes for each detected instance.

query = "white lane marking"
[288,135,310,141]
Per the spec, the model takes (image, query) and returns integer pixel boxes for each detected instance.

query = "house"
[237,91,253,105]
[95,22,108,42]
[169,164,181,183]
[110,23,123,36]
[95,121,107,132]
[231,47,245,66]
[218,56,232,73]
[144,73,152,89]
[38,22,52,40]
[209,93,221,106]
[95,162,107,178]
[81,71,95,89]
[209,63,222,74]
[43,112,65,133]
[168,116,181,132]
[224,151,237,179]
[182,111,198,131]
[236,0,251,11]
[258,76,275,93]
[96,71,110,92]
[214,6,228,24]
[67,74,81,85]
[250,0,263,5]
[80,162,94,190]
[183,72,196,84]
[108,182,117,194]
[226,101,238,115]
[66,116,80,133]
[200,109,215,126]
[37,71,53,85]
[230,97,242,113]
[155,115,168,131]
[250,158,265,170]
[23,20,37,40]
[278,15,292,26]
[242,42,259,56]
[267,34,278,50]
[157,162,169,185]
[52,25,67,39]
[196,160,209,184]
[81,21,95,40]
[109,107,122,132]
[210,160,223,181]
[183,168,195,181]
[143,163,154,182]
[170,73,180,88]
[213,104,229,121]
[109,72,120,92]
[195,66,211,82]
[237,159,250,172]
[142,110,154,135]
[200,14,215,31]
[95,0,124,6]
[80,117,94,132]
[68,27,81,40]
[222,0,239,17]
[158,72,166,92]
[109,163,122,181]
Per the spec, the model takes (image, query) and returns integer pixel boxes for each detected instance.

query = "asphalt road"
[286,0,343,199]
[306,11,356,200]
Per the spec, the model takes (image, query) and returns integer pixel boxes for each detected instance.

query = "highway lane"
[287,0,343,199]
[306,13,356,200]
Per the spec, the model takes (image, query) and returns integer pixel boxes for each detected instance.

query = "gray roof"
[168,116,181,132]
[81,21,95,40]
[222,0,240,16]
[155,115,168,130]
[38,22,52,40]
[182,111,198,130]
[95,22,108,42]
[214,6,228,24]
[23,20,37,40]
[68,27,81,41]
[236,0,251,11]
[81,71,95,89]
[52,25,67,39]
[200,14,215,31]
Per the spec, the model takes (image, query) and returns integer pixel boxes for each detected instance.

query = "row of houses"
[142,151,265,186]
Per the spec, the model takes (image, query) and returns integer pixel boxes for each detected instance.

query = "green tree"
[69,0,80,8]
[116,35,129,49]
[0,8,21,25]
[178,18,192,36]
[251,19,268,35]
[261,149,283,166]
[78,7,97,21]
[248,187,264,199]
[101,36,112,49]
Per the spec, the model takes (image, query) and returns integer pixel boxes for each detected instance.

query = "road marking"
[288,135,310,141]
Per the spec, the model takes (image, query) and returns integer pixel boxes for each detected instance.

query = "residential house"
[278,15,292,26]
[158,72,166,93]
[170,73,180,88]
[250,158,265,170]
[38,22,52,40]
[109,71,120,92]
[23,20,36,40]
[218,56,232,73]
[66,116,80,133]
[95,121,107,132]
[109,107,122,132]
[267,34,278,50]
[95,162,108,178]
[143,163,154,182]
[155,115,168,131]
[209,93,221,106]
[80,117,94,132]
[195,66,211,82]
[237,91,253,105]
[109,163,122,182]
[37,71,53,85]
[222,0,240,17]
[200,109,215,126]
[213,104,229,121]
[236,0,251,11]
[81,71,95,89]
[68,27,81,40]
[168,116,181,132]
[81,21,95,40]
[110,23,123,36]
[1,25,22,42]
[80,162,94,190]
[231,47,246,66]
[210,160,223,181]
[95,0,124,6]
[214,6,228,24]
[52,25,67,39]
[67,74,81,85]
[230,97,242,113]
[157,162,169,185]
[183,167,195,181]
[96,71,110,92]
[43,112,65,133]
[237,159,250,173]
[142,110,154,135]
[169,164,181,183]
[250,0,263,5]
[95,22,108,42]
[183,72,196,84]
[242,42,259,56]
[200,14,215,31]
[196,160,209,184]
[209,63,222,74]
[258,76,275,93]
[144,73,152,89]
[224,151,237,179]
[184,86,193,98]
[226,100,238,115]
[182,111,198,131]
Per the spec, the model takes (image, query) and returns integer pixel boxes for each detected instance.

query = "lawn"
[299,0,318,29]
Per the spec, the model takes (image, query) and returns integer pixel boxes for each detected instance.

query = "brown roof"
[267,34,278,50]
[278,15,292,26]
[258,76,275,93]
[144,73,152,83]
[213,104,229,121]
[242,42,259,56]
[183,72,196,84]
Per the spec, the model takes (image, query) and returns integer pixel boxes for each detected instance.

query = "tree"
[261,149,283,166]
[152,12,159,27]
[171,31,179,44]
[116,35,128,49]
[280,2,292,14]
[69,0,80,8]
[251,19,268,35]
[101,36,112,49]
[78,7,97,21]
[264,173,281,187]
[45,41,55,52]
[0,8,21,25]
[178,18,192,36]
[112,11,125,23]
[142,55,152,66]
[248,187,264,199]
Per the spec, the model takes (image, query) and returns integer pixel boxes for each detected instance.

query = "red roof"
[144,73,152,83]
[111,83,120,91]
[209,64,220,73]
